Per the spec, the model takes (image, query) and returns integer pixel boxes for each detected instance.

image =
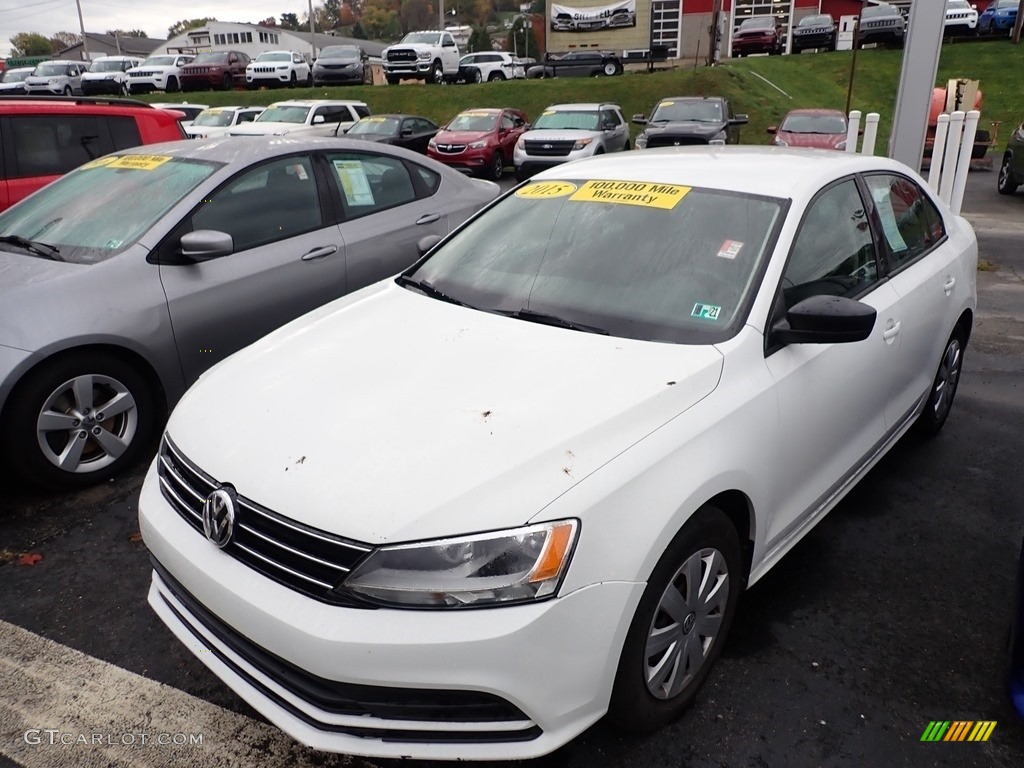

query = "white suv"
[126,54,196,94]
[184,106,265,138]
[945,0,979,35]
[514,102,631,181]
[457,52,525,83]
[228,99,370,137]
[245,50,312,89]
[80,56,143,96]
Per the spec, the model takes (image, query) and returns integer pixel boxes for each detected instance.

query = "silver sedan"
[0,136,499,487]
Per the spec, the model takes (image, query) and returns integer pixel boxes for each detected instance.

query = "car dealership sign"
[550,0,637,32]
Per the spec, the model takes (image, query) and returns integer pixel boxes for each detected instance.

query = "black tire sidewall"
[607,506,742,733]
[915,326,967,438]
[2,352,159,489]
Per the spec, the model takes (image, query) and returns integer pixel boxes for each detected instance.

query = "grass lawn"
[141,39,1023,150]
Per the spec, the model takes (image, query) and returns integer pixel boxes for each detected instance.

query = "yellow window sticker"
[569,180,690,210]
[660,100,675,106]
[107,155,173,171]
[363,116,388,122]
[515,181,577,200]
[461,111,493,117]
[207,108,225,114]
[80,156,120,170]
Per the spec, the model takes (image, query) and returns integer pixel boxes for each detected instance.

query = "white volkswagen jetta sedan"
[140,148,977,760]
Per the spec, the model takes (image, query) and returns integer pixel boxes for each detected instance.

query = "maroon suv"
[732,16,784,57]
[427,107,529,180]
[179,51,250,92]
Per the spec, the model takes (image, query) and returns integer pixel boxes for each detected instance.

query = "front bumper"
[732,37,776,55]
[81,80,123,95]
[314,68,364,84]
[25,85,66,95]
[427,146,493,174]
[513,146,596,173]
[180,74,224,90]
[139,460,642,760]
[793,33,834,49]
[384,62,432,77]
[247,72,294,86]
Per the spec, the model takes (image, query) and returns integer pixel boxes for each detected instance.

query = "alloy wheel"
[931,336,962,422]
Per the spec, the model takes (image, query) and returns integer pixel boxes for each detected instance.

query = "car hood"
[777,130,845,149]
[316,57,360,65]
[0,251,92,346]
[229,121,308,136]
[168,283,724,545]
[435,129,492,144]
[735,28,774,37]
[643,121,726,140]
[521,128,601,142]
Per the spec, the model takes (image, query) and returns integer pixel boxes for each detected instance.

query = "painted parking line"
[0,620,352,768]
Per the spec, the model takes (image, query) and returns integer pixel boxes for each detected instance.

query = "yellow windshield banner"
[569,180,691,210]
[107,155,173,171]
[80,156,120,170]
[515,181,577,199]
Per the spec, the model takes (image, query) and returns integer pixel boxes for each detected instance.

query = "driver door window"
[781,179,878,309]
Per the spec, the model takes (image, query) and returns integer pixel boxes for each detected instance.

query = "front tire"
[289,71,297,88]
[608,506,742,732]
[386,75,400,85]
[165,76,179,93]
[603,61,618,76]
[222,73,233,91]
[488,150,504,181]
[998,153,1019,195]
[63,85,72,96]
[915,326,967,437]
[428,60,444,84]
[2,351,159,489]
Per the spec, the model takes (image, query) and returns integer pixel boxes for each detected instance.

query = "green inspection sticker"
[691,303,722,320]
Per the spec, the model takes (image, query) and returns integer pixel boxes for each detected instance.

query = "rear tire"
[998,153,1019,195]
[488,71,505,82]
[514,166,530,182]
[914,326,967,437]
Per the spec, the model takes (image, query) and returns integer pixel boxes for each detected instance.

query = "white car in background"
[245,50,312,89]
[126,54,195,94]
[228,99,370,137]
[456,52,525,83]
[151,102,209,129]
[80,55,143,96]
[945,0,979,35]
[0,67,34,94]
[184,106,265,138]
[140,148,976,760]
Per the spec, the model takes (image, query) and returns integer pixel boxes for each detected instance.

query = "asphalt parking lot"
[1,167,1023,768]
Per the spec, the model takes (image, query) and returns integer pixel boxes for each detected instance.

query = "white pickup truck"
[382,30,461,85]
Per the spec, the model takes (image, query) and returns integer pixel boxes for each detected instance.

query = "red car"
[179,51,250,92]
[0,97,185,211]
[767,108,849,150]
[732,15,784,57]
[427,107,529,180]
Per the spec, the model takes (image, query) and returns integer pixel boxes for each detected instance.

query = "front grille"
[184,67,208,74]
[523,139,575,157]
[862,20,898,29]
[645,135,709,148]
[387,49,417,63]
[153,559,542,742]
[157,435,372,605]
[252,66,280,74]
[129,71,153,78]
[434,143,467,154]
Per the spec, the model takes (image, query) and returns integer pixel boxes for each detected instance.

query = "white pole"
[861,112,880,156]
[440,0,445,29]
[938,111,965,205]
[845,110,861,153]
[928,113,949,192]
[949,109,980,215]
[308,0,317,61]
[75,0,90,61]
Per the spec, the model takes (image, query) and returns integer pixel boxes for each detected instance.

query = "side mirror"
[312,114,325,124]
[766,126,778,134]
[417,234,442,256]
[771,295,876,345]
[180,230,234,262]
[632,114,648,125]
[731,114,749,125]
[401,127,414,136]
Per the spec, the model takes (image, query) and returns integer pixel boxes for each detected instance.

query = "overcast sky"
[2,0,319,58]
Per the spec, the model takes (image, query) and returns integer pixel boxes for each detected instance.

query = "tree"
[400,0,432,34]
[9,32,51,57]
[361,1,402,39]
[467,26,492,52]
[49,31,81,52]
[255,17,278,27]
[167,18,216,38]
[351,21,368,39]
[506,15,538,58]
[106,29,148,38]
[279,12,301,30]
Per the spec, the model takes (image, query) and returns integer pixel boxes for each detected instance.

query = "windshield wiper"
[497,308,609,335]
[395,275,473,308]
[0,235,62,261]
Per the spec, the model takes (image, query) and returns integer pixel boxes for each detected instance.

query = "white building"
[161,22,386,61]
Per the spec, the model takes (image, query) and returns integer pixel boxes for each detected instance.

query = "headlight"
[104,74,116,80]
[49,78,59,83]
[572,137,594,151]
[418,51,431,60]
[277,65,288,70]
[469,140,488,149]
[773,138,788,147]
[515,136,525,150]
[835,140,847,150]
[428,138,437,148]
[636,134,648,149]
[339,519,579,608]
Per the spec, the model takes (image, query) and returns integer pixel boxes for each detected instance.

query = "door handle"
[943,277,956,294]
[416,213,441,225]
[300,245,339,261]
[882,321,901,341]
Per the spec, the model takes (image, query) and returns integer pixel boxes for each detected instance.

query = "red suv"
[427,107,529,180]
[731,15,784,57]
[179,51,250,92]
[0,96,185,211]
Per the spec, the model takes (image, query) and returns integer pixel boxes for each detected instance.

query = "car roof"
[269,99,368,107]
[531,147,916,201]
[782,108,846,117]
[113,135,440,164]
[0,98,177,117]
[546,103,619,111]
[659,96,725,102]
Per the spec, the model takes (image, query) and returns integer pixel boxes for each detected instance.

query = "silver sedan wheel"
[36,374,138,473]
[931,336,962,421]
[644,547,730,699]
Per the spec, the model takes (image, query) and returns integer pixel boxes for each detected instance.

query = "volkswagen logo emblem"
[203,487,236,548]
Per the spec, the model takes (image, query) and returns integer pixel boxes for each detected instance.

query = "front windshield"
[947,0,970,8]
[447,112,498,131]
[402,32,442,44]
[780,114,846,134]
[34,63,67,77]
[348,117,400,135]
[533,110,598,130]
[142,56,176,67]
[320,46,359,58]
[91,60,126,72]
[799,15,832,27]
[861,5,896,19]
[256,105,311,123]
[407,179,784,343]
[739,16,775,30]
[256,52,291,62]
[0,156,219,265]
[995,0,1016,8]
[192,52,228,65]
[193,108,235,127]
[1,70,31,83]
[651,100,722,123]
